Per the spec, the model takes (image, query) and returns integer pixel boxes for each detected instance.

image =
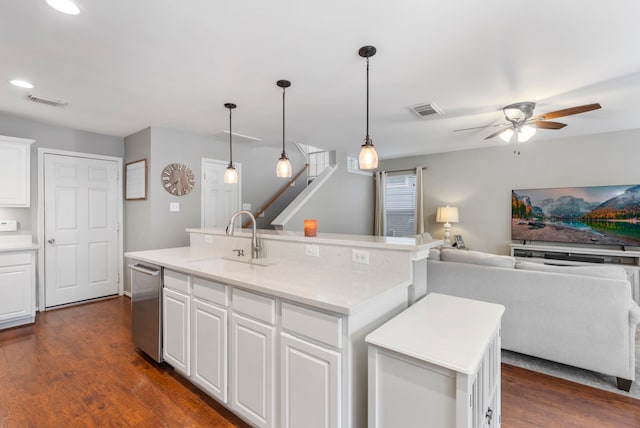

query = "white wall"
[380,129,640,255]
[282,152,375,235]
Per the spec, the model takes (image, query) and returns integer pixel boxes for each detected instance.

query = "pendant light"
[358,45,378,170]
[223,103,238,184]
[276,79,293,178]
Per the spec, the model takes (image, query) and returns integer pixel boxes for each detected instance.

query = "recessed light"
[10,80,34,89]
[46,0,80,15]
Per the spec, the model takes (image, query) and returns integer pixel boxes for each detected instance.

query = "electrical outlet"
[305,245,319,257]
[204,235,213,244]
[169,202,180,212]
[352,249,370,264]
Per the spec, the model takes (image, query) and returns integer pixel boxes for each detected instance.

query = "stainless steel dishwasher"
[129,262,163,362]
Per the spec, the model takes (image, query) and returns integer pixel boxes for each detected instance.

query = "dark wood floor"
[1,297,639,427]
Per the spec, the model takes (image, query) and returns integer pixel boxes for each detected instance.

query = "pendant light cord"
[366,56,370,142]
[228,107,233,164]
[282,86,286,155]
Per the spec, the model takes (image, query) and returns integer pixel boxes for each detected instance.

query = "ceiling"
[1,0,640,159]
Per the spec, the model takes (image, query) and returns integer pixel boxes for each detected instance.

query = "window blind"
[384,173,416,237]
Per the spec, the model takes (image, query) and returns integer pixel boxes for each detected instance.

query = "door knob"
[48,238,56,245]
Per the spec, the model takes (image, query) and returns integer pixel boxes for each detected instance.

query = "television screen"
[512,185,640,246]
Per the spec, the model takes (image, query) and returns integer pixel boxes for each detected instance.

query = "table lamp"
[436,206,459,246]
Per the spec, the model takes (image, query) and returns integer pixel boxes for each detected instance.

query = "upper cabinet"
[0,135,34,207]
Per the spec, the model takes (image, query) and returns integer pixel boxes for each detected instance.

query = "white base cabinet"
[280,332,341,428]
[0,250,36,330]
[191,297,228,402]
[160,268,409,428]
[367,293,504,428]
[163,287,190,376]
[230,312,275,428]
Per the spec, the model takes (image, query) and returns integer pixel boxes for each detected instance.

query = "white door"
[201,158,241,228]
[280,332,341,428]
[230,312,275,428]
[44,154,119,307]
[192,297,228,402]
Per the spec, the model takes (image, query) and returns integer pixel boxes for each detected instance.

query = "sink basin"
[186,257,256,273]
[221,257,277,267]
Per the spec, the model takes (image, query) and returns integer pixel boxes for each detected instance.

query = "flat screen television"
[512,185,640,247]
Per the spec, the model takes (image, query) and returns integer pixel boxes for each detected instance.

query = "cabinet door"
[230,312,275,428]
[0,263,33,322]
[0,137,33,207]
[163,287,190,376]
[192,298,228,403]
[281,332,341,428]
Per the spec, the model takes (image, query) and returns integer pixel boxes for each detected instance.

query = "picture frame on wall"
[125,159,147,200]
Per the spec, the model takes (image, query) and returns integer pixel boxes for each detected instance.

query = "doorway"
[38,150,123,309]
[201,158,242,229]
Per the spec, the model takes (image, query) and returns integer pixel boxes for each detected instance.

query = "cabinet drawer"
[164,269,189,294]
[281,302,342,349]
[193,276,228,307]
[232,288,275,324]
[0,252,32,268]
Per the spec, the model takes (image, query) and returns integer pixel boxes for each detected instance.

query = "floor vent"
[27,94,69,107]
[409,103,444,118]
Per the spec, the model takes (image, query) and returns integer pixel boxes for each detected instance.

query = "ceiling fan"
[454,101,602,152]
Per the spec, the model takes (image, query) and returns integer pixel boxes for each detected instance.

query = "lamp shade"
[500,125,536,143]
[436,206,459,223]
[224,165,238,184]
[358,144,378,170]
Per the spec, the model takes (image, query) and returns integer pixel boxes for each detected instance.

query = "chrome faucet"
[226,210,261,259]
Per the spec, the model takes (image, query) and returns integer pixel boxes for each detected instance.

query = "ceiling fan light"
[518,125,536,142]
[46,0,80,15]
[224,164,238,184]
[359,142,378,170]
[499,128,514,143]
[276,154,292,178]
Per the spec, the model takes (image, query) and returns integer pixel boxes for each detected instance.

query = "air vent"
[27,94,68,107]
[213,131,262,143]
[409,103,444,118]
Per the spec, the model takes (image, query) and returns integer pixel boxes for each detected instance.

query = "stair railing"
[242,164,309,228]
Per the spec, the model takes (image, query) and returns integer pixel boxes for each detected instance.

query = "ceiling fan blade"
[534,103,601,120]
[531,120,567,130]
[484,127,511,140]
[453,123,504,132]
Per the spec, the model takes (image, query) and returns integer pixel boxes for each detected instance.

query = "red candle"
[304,219,317,237]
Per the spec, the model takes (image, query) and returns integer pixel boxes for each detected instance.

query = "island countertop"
[125,246,414,315]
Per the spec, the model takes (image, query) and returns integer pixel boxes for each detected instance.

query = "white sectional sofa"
[427,248,640,391]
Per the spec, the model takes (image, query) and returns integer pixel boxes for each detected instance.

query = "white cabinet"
[163,287,190,376]
[367,293,504,428]
[0,135,34,207]
[280,332,341,428]
[0,250,36,329]
[230,312,275,428]
[191,297,228,402]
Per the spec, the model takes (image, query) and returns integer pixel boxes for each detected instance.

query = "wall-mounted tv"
[512,185,640,247]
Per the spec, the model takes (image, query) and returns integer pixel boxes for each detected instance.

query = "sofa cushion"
[440,248,516,269]
[515,261,628,280]
[428,248,440,261]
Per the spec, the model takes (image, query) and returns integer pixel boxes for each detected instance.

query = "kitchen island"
[126,229,441,428]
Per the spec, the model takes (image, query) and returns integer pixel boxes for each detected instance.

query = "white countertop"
[187,228,443,252]
[0,234,37,253]
[126,246,412,315]
[365,293,505,374]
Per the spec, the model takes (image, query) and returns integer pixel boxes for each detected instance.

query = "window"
[384,173,416,237]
